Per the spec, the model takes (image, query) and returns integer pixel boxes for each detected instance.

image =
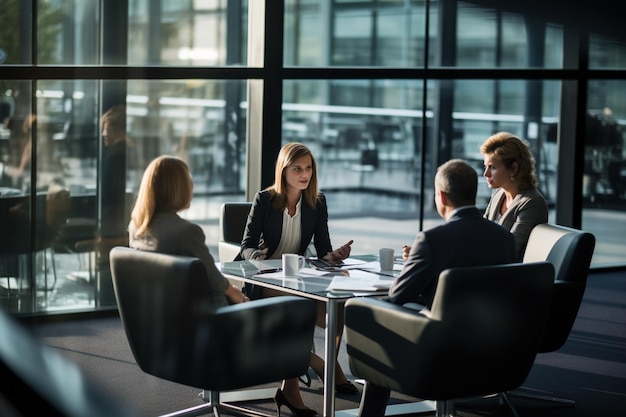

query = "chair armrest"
[218,241,242,262]
[344,298,438,394]
[195,296,316,390]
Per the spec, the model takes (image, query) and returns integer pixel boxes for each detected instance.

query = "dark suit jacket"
[240,190,333,260]
[388,206,516,308]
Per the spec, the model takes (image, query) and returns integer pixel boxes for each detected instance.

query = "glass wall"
[1,0,625,316]
[0,0,249,314]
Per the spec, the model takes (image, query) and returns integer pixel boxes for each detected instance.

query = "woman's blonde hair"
[480,131,538,190]
[131,156,193,237]
[268,142,319,209]
[101,104,128,146]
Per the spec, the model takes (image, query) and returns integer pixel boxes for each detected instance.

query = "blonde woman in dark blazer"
[128,156,248,307]
[481,132,549,261]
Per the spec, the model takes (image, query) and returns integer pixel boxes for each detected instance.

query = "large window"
[1,0,625,316]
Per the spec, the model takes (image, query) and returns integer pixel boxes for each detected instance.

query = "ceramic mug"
[379,248,395,271]
[282,253,306,276]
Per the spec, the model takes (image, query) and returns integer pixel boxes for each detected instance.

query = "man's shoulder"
[430,210,510,236]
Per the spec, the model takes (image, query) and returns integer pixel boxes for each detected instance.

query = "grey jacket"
[484,187,549,261]
[128,211,230,308]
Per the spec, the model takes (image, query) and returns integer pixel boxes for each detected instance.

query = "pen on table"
[355,267,395,278]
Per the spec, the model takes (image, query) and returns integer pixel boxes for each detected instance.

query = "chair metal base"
[499,392,521,417]
[460,392,521,417]
[336,400,436,417]
[423,392,522,417]
[159,387,278,417]
[506,388,575,406]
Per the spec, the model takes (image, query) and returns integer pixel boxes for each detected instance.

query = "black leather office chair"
[507,223,596,406]
[218,202,252,262]
[344,262,555,417]
[109,246,316,417]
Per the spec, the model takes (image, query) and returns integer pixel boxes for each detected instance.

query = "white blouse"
[270,196,302,259]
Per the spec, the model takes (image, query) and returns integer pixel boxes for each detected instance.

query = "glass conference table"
[220,256,435,417]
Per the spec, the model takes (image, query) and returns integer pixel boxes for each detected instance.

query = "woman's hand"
[251,247,268,260]
[402,244,410,261]
[324,239,354,263]
[225,284,249,304]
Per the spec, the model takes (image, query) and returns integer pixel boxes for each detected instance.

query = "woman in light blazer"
[481,132,549,261]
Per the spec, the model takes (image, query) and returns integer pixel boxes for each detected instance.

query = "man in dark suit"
[359,158,516,417]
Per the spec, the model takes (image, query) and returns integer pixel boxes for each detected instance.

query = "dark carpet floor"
[22,269,626,416]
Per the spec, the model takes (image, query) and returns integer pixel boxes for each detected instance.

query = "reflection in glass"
[0,78,248,312]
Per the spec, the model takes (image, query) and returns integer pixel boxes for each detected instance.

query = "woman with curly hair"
[481,132,549,261]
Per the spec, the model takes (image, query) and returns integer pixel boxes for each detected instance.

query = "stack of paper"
[326,269,393,292]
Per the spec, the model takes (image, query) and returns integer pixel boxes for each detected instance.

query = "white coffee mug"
[282,253,306,276]
[379,248,395,271]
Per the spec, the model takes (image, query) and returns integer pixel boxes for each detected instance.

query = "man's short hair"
[434,159,478,207]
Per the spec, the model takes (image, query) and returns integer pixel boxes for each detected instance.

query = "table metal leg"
[323,298,339,417]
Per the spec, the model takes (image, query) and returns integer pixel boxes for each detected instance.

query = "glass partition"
[583,80,626,267]
[2,0,626,316]
[285,0,431,67]
[282,78,560,253]
[0,78,247,313]
[283,78,426,211]
[129,0,248,66]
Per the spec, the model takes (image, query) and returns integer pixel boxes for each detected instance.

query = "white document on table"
[326,269,393,292]
[341,257,369,266]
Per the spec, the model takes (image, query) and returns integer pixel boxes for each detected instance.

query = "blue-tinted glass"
[583,80,626,266]
[589,35,626,70]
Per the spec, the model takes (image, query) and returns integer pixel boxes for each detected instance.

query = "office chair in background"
[218,202,252,262]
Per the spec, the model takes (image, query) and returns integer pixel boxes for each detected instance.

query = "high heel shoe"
[308,366,359,395]
[335,380,359,394]
[274,389,318,417]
